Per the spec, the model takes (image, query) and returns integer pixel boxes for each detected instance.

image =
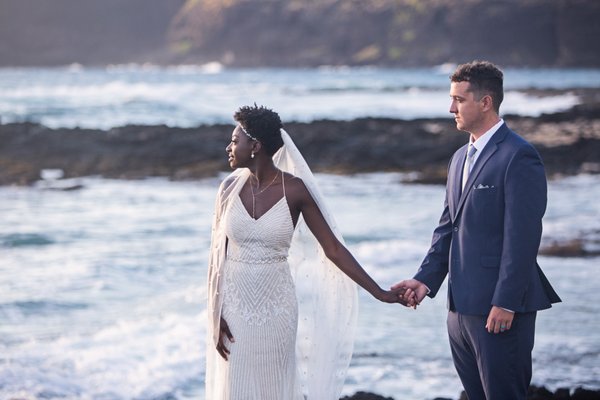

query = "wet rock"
[1,101,599,187]
[339,386,600,400]
[540,235,600,258]
[340,392,394,400]
[529,385,556,400]
[572,387,600,400]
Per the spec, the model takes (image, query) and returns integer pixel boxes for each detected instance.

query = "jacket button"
[453,227,459,232]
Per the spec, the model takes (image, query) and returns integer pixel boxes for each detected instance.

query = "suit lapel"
[453,124,509,219]
[449,145,467,219]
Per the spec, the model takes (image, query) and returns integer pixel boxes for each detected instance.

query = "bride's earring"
[251,152,255,159]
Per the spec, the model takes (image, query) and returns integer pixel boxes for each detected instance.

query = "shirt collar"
[470,118,504,152]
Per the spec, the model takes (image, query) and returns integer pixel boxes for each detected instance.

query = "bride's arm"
[291,179,405,304]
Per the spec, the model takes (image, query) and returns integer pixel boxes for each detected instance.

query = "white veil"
[205,129,358,399]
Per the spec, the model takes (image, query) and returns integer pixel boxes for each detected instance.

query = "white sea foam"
[503,91,579,116]
[0,311,204,399]
[0,67,595,129]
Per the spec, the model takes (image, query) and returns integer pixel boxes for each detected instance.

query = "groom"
[396,61,561,400]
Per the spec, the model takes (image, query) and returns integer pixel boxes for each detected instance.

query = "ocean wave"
[1,300,89,316]
[0,233,54,247]
[296,85,438,94]
[0,67,595,129]
[0,310,205,400]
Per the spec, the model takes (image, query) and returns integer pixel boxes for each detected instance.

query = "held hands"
[217,316,234,360]
[391,279,429,309]
[376,287,410,305]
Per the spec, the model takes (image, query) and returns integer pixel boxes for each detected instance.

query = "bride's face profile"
[226,126,254,169]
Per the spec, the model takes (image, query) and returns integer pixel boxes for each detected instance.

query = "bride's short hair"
[234,104,284,156]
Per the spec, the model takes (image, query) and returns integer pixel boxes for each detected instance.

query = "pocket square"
[475,184,494,189]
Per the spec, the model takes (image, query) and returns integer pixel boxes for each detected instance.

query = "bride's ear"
[252,141,263,155]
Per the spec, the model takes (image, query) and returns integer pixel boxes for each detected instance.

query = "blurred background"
[1,0,599,68]
[0,1,599,399]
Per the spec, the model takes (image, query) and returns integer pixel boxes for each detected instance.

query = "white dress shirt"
[468,119,504,166]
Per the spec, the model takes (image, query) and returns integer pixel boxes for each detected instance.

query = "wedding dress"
[219,176,303,399]
[206,130,358,400]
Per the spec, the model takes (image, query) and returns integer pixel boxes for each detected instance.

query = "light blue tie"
[462,144,477,190]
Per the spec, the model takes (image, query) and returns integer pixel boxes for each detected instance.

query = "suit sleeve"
[492,144,547,310]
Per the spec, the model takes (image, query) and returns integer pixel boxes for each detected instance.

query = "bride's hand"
[376,287,408,305]
[217,317,235,360]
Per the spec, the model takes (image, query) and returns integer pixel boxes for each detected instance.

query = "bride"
[206,105,405,399]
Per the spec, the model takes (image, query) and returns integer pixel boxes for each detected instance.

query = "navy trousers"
[447,310,537,400]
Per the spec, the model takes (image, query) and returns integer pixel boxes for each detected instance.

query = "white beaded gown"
[219,177,304,400]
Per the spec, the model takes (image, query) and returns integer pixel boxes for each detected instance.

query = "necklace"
[250,170,280,218]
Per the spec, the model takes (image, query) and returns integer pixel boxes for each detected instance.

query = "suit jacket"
[414,123,561,315]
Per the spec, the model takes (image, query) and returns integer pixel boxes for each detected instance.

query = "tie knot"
[468,145,477,158]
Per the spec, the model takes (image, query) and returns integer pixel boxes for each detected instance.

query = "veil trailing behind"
[206,129,358,399]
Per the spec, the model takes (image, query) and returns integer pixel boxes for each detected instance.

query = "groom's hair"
[451,61,504,113]
[234,104,284,156]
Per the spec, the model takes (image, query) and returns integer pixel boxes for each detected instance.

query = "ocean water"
[1,66,599,398]
[1,66,599,129]
[1,173,599,400]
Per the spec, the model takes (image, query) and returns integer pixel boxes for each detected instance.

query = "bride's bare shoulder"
[283,172,305,189]
[222,175,237,189]
[282,172,314,202]
[219,174,244,195]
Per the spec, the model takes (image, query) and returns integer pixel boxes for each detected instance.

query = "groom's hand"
[485,306,514,334]
[391,279,428,308]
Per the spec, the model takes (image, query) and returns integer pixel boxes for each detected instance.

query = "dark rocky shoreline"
[1,95,599,187]
[341,385,600,400]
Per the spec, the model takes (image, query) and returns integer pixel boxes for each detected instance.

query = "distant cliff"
[0,0,599,67]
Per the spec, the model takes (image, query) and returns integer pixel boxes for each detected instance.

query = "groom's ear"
[480,94,494,113]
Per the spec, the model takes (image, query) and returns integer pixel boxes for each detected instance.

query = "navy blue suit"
[415,123,561,399]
